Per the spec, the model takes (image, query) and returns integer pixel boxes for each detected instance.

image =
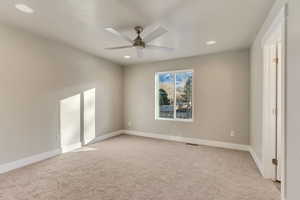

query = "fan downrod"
[134,26,144,34]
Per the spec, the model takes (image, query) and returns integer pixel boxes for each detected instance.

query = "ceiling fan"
[104,26,173,58]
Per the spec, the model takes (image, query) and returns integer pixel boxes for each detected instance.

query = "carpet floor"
[0,135,280,200]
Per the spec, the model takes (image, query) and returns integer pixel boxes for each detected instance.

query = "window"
[155,70,193,122]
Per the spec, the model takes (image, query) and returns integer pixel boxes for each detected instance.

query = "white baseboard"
[1,130,263,179]
[124,130,268,174]
[61,142,82,153]
[63,130,124,152]
[87,130,123,144]
[0,130,124,174]
[249,148,264,176]
[123,130,250,151]
[0,149,61,174]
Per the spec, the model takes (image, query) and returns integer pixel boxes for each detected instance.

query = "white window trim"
[155,69,194,122]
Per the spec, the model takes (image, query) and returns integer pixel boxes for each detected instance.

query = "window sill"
[155,117,194,123]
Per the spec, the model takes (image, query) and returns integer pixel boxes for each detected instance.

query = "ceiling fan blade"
[105,27,133,44]
[136,48,143,58]
[146,44,174,51]
[105,45,133,50]
[143,26,168,43]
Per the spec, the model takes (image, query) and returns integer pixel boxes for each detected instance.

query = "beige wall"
[286,0,300,199]
[250,0,287,161]
[124,50,250,145]
[0,24,123,165]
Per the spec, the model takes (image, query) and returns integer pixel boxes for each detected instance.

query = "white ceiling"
[0,0,275,65]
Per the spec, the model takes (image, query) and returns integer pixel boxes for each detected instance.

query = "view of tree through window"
[157,70,193,121]
[176,72,193,119]
[158,73,174,119]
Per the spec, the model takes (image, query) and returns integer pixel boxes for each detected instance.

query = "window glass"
[158,73,175,119]
[176,72,193,119]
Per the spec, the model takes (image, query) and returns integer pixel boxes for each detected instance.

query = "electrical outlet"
[230,130,235,137]
[128,121,132,128]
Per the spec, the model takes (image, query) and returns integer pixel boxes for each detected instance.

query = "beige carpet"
[0,135,280,200]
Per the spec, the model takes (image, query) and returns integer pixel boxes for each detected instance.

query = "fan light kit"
[206,41,217,45]
[105,26,173,58]
[15,4,34,14]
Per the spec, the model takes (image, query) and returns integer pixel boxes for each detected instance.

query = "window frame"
[155,69,194,122]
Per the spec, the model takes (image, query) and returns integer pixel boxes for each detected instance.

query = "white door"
[268,43,278,181]
[276,41,282,182]
[269,40,282,182]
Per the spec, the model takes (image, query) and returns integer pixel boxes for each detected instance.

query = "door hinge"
[272,158,278,166]
[273,57,279,65]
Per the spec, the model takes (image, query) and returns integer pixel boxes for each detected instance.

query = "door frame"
[261,6,286,199]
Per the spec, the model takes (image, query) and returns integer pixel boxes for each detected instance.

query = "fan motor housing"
[133,36,145,48]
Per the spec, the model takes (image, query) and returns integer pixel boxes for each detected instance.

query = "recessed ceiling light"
[124,55,131,59]
[206,41,217,45]
[15,4,34,14]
